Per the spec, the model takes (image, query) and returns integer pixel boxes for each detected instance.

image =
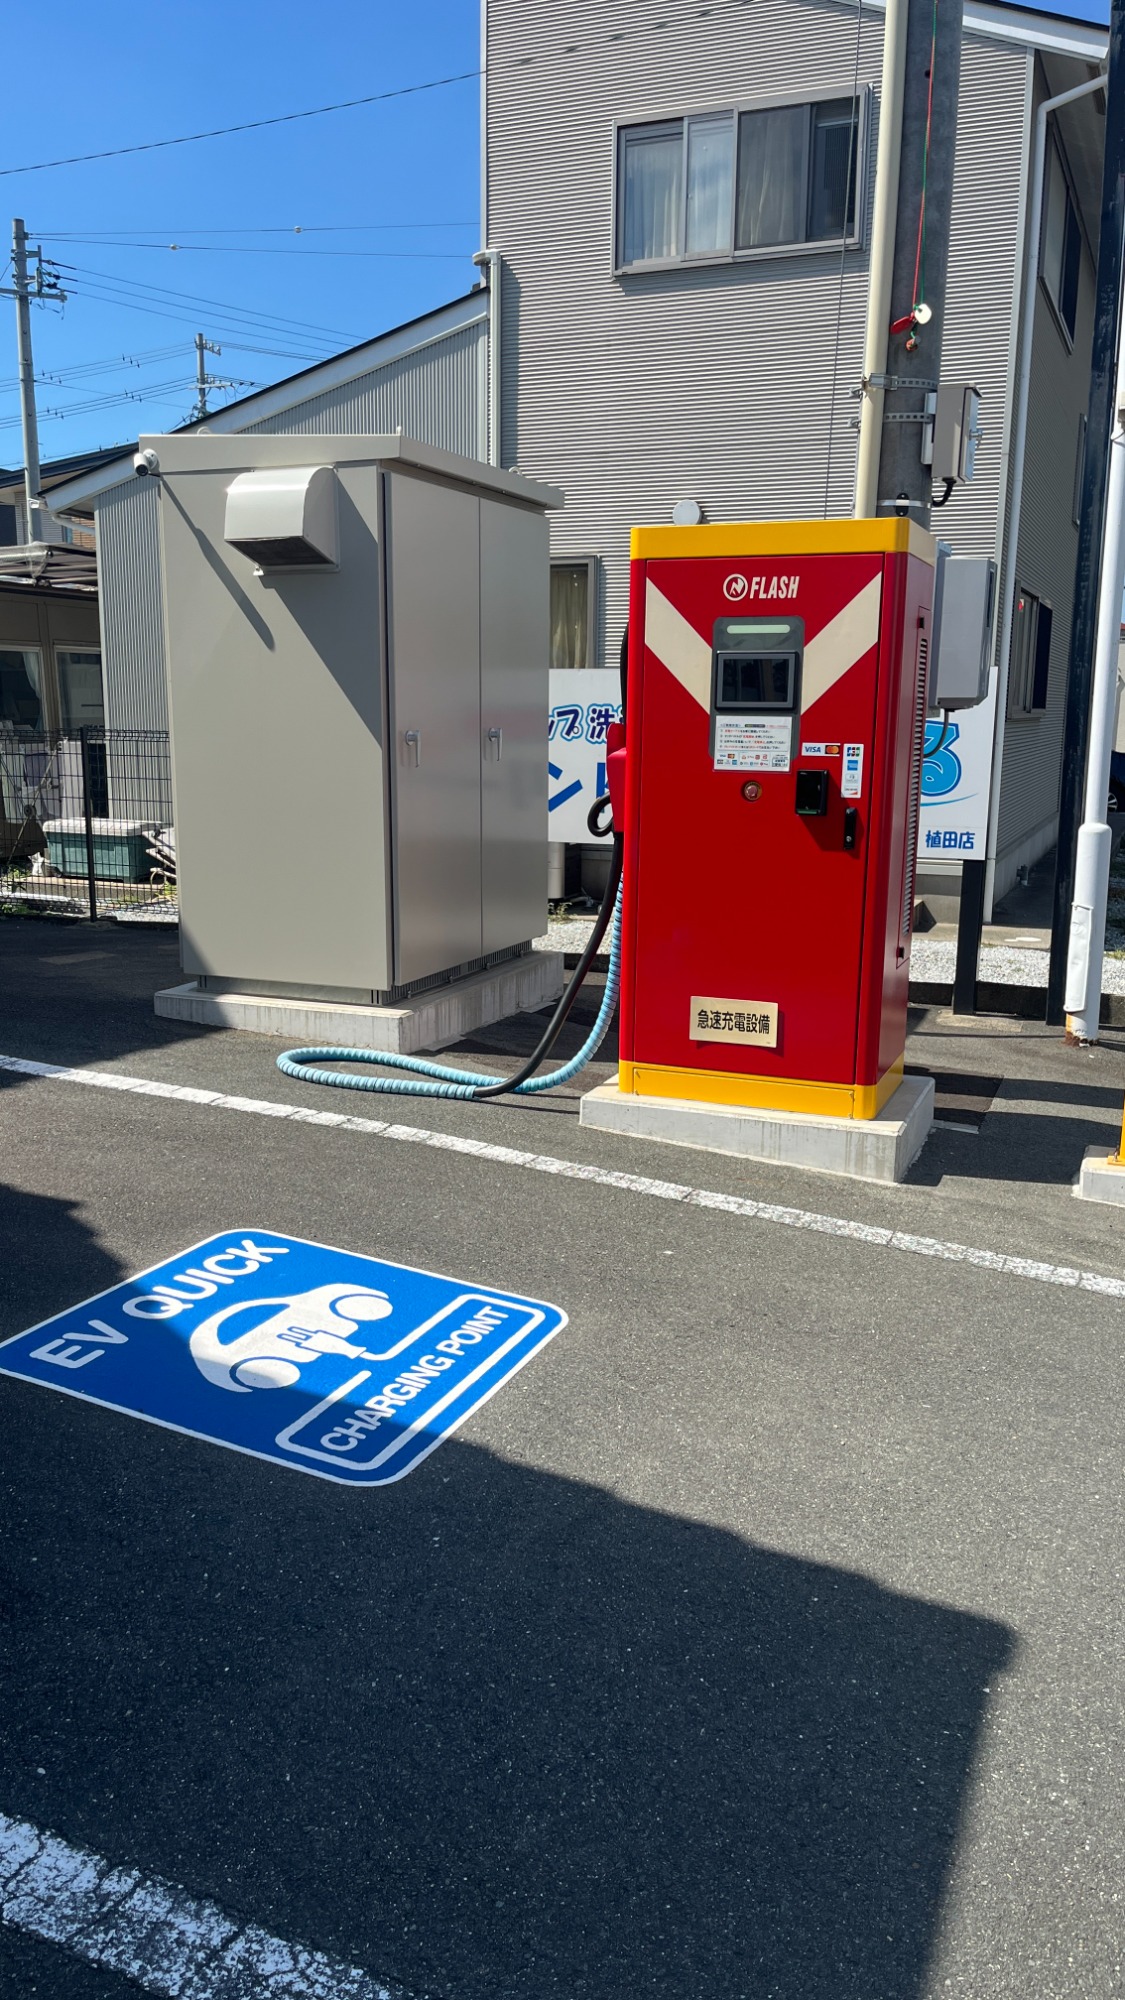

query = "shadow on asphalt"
[0,1221,1015,2000]
[0,917,218,1086]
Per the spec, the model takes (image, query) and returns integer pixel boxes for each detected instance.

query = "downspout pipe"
[1063,302,1125,1040]
[983,72,1107,915]
[854,0,908,519]
[472,247,502,467]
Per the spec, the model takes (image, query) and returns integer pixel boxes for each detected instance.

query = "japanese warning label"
[713,716,792,772]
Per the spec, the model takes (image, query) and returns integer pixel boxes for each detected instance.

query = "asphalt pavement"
[0,917,1122,2000]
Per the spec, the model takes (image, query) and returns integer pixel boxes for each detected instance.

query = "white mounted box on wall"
[224,463,339,571]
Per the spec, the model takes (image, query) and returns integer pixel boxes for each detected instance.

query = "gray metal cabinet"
[386,470,483,986]
[480,498,550,953]
[154,434,561,1005]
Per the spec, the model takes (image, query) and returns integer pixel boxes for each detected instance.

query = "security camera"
[133,449,159,477]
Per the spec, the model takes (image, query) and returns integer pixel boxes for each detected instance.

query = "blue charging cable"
[276,873,622,1102]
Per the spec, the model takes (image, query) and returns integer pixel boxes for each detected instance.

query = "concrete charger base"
[1074,1144,1125,1205]
[155,952,566,1055]
[579,1073,935,1184]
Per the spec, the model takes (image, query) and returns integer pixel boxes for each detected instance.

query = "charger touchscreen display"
[717,654,795,708]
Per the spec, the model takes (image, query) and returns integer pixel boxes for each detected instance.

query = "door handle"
[487,726,503,761]
[403,729,421,767]
[843,806,859,850]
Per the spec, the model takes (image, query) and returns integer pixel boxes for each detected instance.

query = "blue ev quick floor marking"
[0,1231,566,1486]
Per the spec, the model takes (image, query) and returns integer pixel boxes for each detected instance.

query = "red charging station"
[615,519,935,1119]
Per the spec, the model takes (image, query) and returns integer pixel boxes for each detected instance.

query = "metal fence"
[0,728,176,922]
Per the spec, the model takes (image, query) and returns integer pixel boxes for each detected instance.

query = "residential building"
[482,0,1108,908]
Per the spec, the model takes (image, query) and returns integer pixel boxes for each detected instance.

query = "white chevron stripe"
[801,572,882,714]
[645,571,883,719]
[644,579,712,711]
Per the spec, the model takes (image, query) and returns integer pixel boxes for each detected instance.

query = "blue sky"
[0,0,481,464]
[0,0,1111,467]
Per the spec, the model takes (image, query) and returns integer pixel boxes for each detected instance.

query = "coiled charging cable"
[277,828,622,1101]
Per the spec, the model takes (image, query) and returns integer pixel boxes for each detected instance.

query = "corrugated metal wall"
[241,321,487,454]
[96,479,167,732]
[994,73,1097,884]
[97,316,488,731]
[488,0,1029,670]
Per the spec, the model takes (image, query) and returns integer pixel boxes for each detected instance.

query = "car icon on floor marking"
[189,1281,399,1393]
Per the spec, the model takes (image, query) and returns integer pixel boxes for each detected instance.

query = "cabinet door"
[386,472,482,985]
[479,499,550,953]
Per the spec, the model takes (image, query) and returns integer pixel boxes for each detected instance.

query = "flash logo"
[723,574,749,602]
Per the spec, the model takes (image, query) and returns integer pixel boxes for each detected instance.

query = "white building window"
[550,560,595,670]
[1042,137,1081,345]
[56,648,105,730]
[0,647,44,729]
[616,94,864,271]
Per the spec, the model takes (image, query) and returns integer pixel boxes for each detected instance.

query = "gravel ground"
[534,915,1125,992]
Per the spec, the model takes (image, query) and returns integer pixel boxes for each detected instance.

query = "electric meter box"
[146,433,562,1003]
[618,518,935,1120]
[930,383,983,484]
[931,553,996,709]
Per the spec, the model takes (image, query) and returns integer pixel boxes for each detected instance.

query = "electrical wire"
[36,243,472,261]
[2,3,763,180]
[0,71,483,178]
[911,0,939,315]
[60,280,334,356]
[53,261,358,343]
[0,342,186,393]
[37,222,478,236]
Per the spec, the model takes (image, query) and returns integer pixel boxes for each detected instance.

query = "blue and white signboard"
[919,673,997,865]
[0,1232,566,1486]
[548,669,623,843]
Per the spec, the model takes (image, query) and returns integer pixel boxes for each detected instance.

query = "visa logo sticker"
[800,742,842,758]
[0,1232,566,1486]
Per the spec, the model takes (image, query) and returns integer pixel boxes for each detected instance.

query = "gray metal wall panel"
[241,322,487,458]
[487,1,1027,671]
[479,496,550,949]
[96,479,167,732]
[95,320,487,733]
[994,69,1098,874]
[386,470,484,983]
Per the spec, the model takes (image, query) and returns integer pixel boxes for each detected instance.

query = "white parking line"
[0,1807,406,1998]
[2,1050,1123,1300]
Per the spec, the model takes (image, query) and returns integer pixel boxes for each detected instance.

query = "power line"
[37,222,478,236]
[0,374,244,429]
[57,278,332,352]
[41,240,473,261]
[0,70,481,178]
[0,342,186,393]
[2,3,759,180]
[54,261,359,343]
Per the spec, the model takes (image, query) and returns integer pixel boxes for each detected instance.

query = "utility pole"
[190,334,248,424]
[1045,0,1125,1026]
[193,333,219,422]
[1,221,65,542]
[13,221,40,538]
[866,0,965,527]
